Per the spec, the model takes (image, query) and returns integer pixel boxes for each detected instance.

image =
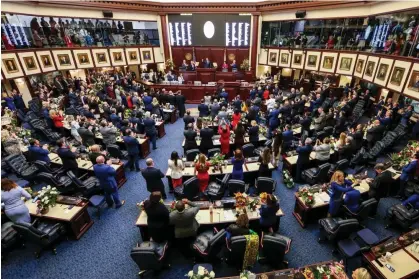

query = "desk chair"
[226,235,259,270]
[343,198,377,224]
[174,177,200,201]
[107,144,129,160]
[254,140,272,156]
[67,171,100,197]
[242,144,255,158]
[192,228,226,262]
[227,180,246,196]
[323,126,334,137]
[205,173,230,201]
[36,172,74,194]
[1,222,20,259]
[302,163,331,184]
[186,149,200,162]
[4,154,39,181]
[318,217,359,243]
[12,219,66,258]
[33,160,65,176]
[89,195,107,219]
[328,159,349,177]
[385,203,419,230]
[207,148,221,159]
[130,240,169,278]
[256,177,276,194]
[259,232,291,268]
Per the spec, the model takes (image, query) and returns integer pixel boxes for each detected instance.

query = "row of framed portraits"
[1,47,164,80]
[260,48,419,98]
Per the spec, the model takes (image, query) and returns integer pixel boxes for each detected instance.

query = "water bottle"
[209,203,214,223]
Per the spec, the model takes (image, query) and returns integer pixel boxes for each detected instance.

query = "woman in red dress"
[194,154,210,192]
[263,89,270,100]
[231,110,241,129]
[126,94,133,109]
[218,122,230,156]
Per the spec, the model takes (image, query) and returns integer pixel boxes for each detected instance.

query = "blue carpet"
[1,105,410,279]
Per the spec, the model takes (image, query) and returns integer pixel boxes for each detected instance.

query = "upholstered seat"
[205,174,229,201]
[227,179,246,196]
[107,144,129,159]
[302,163,331,184]
[174,177,200,201]
[256,177,276,194]
[318,217,359,243]
[242,144,255,158]
[130,240,169,274]
[343,198,377,222]
[260,232,291,268]
[192,229,226,261]
[186,149,200,161]
[386,203,419,229]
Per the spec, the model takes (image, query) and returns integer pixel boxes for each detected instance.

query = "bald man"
[93,156,125,208]
[141,158,166,199]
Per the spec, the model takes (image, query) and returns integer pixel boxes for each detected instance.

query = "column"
[159,13,171,61]
[250,13,260,78]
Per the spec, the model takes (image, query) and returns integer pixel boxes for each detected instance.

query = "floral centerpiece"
[234,193,260,211]
[123,108,132,119]
[258,126,268,136]
[36,186,59,214]
[390,141,419,170]
[301,262,346,279]
[240,59,250,71]
[165,58,176,69]
[239,270,256,279]
[210,153,225,172]
[297,186,315,207]
[186,266,215,279]
[259,192,268,204]
[283,169,294,188]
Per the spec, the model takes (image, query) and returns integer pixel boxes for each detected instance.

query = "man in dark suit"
[94,155,125,208]
[200,122,214,155]
[184,123,198,151]
[367,163,393,215]
[198,99,209,117]
[168,91,176,106]
[54,77,64,93]
[175,91,186,118]
[299,112,312,136]
[110,108,121,128]
[143,111,157,150]
[296,138,313,182]
[249,86,257,100]
[210,100,220,120]
[268,104,280,139]
[123,129,140,172]
[183,110,195,130]
[220,88,228,101]
[78,123,96,147]
[397,153,419,199]
[282,125,294,151]
[350,124,364,151]
[366,120,385,149]
[28,139,50,163]
[203,58,211,68]
[233,95,242,112]
[56,139,79,176]
[143,93,153,112]
[141,158,166,199]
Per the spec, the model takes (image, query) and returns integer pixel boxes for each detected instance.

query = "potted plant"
[186,266,215,279]
[209,153,225,172]
[36,186,59,214]
[240,59,250,71]
[240,270,256,279]
[283,169,294,188]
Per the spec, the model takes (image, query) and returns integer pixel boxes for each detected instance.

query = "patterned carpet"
[1,105,412,279]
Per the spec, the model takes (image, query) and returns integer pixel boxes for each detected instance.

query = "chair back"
[316,163,331,182]
[228,236,247,267]
[186,149,200,161]
[107,144,123,159]
[256,177,275,194]
[207,148,221,159]
[130,241,168,271]
[36,172,62,187]
[33,160,55,173]
[183,177,200,200]
[316,131,326,142]
[261,233,291,268]
[66,171,85,188]
[329,159,349,175]
[207,229,227,257]
[323,126,334,136]
[357,198,377,220]
[367,141,385,159]
[228,180,245,196]
[242,144,255,158]
[335,219,360,240]
[12,222,45,246]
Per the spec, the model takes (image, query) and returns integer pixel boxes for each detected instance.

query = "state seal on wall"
[185,53,192,61]
[228,53,235,61]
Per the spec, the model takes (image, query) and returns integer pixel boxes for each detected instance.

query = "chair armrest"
[225,237,231,251]
[31,218,40,227]
[343,205,357,217]
[260,231,265,248]
[78,173,89,180]
[45,223,63,237]
[213,227,219,234]
[285,238,292,254]
[273,180,277,191]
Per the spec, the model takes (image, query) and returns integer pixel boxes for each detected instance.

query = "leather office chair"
[207,148,221,159]
[130,240,169,277]
[12,220,66,258]
[260,232,291,268]
[205,173,230,201]
[302,163,331,184]
[316,131,327,142]
[318,218,359,243]
[36,172,74,194]
[328,159,349,177]
[107,144,129,160]
[28,98,41,114]
[33,160,65,176]
[323,126,334,137]
[242,144,255,158]
[386,203,419,230]
[226,235,259,270]
[174,177,200,201]
[365,141,385,161]
[256,177,276,194]
[1,222,20,258]
[192,228,226,262]
[393,123,407,139]
[227,179,246,196]
[343,198,377,223]
[186,149,200,162]
[66,171,100,197]
[4,154,39,181]
[254,139,272,156]
[381,131,397,148]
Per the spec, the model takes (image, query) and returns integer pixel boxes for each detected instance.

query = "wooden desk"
[163,109,177,124]
[25,199,92,240]
[292,124,315,135]
[156,121,166,138]
[182,134,267,148]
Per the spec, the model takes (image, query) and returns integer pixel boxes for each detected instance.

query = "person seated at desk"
[226,209,251,240]
[402,194,419,209]
[142,191,170,242]
[344,188,361,214]
[203,57,211,68]
[248,120,259,147]
[28,139,50,164]
[222,61,228,71]
[230,60,237,70]
[1,178,32,223]
[57,139,79,176]
[313,137,331,166]
[396,152,419,199]
[295,138,313,182]
[259,194,279,232]
[218,120,230,156]
[198,99,209,117]
[329,170,353,217]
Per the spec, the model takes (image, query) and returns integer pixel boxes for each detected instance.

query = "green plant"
[209,153,225,166]
[186,266,215,279]
[240,59,250,71]
[165,58,176,69]
[283,169,294,188]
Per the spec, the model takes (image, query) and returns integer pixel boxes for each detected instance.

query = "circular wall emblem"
[228,53,235,61]
[203,21,215,39]
[185,53,192,61]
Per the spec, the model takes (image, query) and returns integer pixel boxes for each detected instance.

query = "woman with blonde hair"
[352,268,371,279]
[151,97,161,117]
[329,170,353,217]
[194,153,210,192]
[335,132,347,150]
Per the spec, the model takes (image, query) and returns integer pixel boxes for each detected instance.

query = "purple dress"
[231,157,244,181]
[1,187,31,223]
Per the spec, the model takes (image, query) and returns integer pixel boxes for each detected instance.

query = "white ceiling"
[141,0,271,2]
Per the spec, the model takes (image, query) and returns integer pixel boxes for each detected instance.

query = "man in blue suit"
[203,58,211,68]
[143,112,157,150]
[93,156,125,208]
[344,188,361,213]
[401,105,413,125]
[249,86,257,99]
[402,194,419,209]
[198,99,209,117]
[397,153,419,199]
[28,139,50,163]
[143,92,153,112]
[378,111,392,127]
[282,125,294,150]
[257,86,264,99]
[230,60,237,70]
[220,88,228,101]
[268,104,280,138]
[110,108,121,128]
[123,129,140,172]
[233,95,242,112]
[296,138,313,182]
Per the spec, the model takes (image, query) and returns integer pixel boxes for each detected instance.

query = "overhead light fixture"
[239,13,251,16]
[181,13,192,16]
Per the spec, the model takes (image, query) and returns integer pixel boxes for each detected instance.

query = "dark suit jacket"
[123,136,140,155]
[198,104,209,117]
[141,167,165,193]
[184,129,198,150]
[78,127,96,146]
[57,147,78,170]
[93,163,117,193]
[248,126,259,143]
[296,145,313,165]
[183,115,195,129]
[366,125,385,143]
[144,118,157,136]
[368,171,392,199]
[200,128,214,150]
[28,146,50,163]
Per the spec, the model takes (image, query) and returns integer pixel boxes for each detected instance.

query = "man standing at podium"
[203,57,211,68]
[231,60,237,70]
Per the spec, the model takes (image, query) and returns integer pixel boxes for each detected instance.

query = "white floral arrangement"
[283,169,294,188]
[240,270,256,279]
[186,266,215,279]
[36,186,59,213]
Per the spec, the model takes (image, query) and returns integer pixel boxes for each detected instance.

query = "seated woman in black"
[143,191,170,242]
[259,194,279,232]
[226,209,250,240]
[258,147,272,178]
